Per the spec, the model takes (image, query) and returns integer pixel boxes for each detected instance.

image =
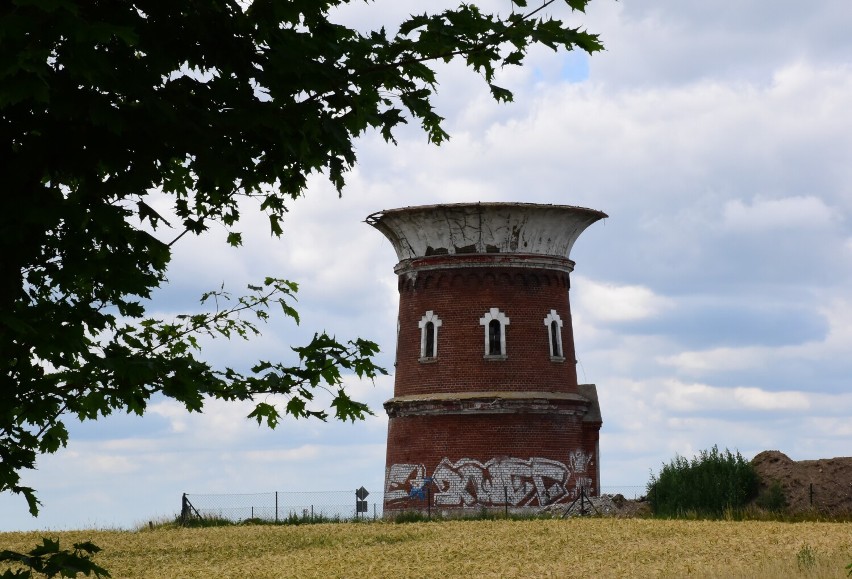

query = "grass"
[2,519,851,578]
[388,507,552,524]
[650,504,852,523]
[157,512,361,529]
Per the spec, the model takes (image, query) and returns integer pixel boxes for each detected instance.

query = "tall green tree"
[1,0,603,524]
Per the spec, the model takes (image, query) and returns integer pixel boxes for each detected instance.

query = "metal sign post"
[355,486,369,518]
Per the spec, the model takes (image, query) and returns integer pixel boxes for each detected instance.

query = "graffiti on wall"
[384,450,594,507]
[568,449,594,496]
[385,463,426,502]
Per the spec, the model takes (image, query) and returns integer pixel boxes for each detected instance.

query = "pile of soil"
[750,450,852,514]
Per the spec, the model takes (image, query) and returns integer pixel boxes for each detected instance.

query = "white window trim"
[544,309,565,361]
[479,307,510,358]
[418,310,442,360]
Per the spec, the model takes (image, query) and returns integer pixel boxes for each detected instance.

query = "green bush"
[755,480,787,512]
[392,511,436,524]
[177,514,234,528]
[796,544,817,571]
[647,445,759,518]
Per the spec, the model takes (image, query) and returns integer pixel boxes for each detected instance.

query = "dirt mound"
[751,450,852,514]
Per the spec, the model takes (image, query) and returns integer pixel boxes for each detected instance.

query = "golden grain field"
[2,519,851,578]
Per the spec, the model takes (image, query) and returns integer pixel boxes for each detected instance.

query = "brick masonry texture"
[394,267,578,396]
[383,261,602,511]
[384,413,599,510]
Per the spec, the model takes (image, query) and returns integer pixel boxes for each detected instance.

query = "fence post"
[181,493,188,524]
[275,491,279,523]
[311,505,314,522]
[504,486,508,517]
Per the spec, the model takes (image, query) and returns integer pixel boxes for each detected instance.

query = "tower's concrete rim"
[366,201,608,221]
[366,202,607,262]
[393,252,577,275]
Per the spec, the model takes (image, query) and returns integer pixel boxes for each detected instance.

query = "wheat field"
[2,519,851,578]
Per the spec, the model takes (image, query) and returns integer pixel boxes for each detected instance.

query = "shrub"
[393,511,435,524]
[796,544,816,571]
[177,514,234,528]
[647,445,759,518]
[755,480,787,512]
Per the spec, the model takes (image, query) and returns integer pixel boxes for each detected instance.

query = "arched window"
[425,322,435,357]
[543,309,564,360]
[550,321,561,357]
[418,311,442,360]
[479,308,510,358]
[488,320,501,355]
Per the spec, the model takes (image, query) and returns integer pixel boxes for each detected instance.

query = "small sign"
[356,500,368,513]
[355,486,369,500]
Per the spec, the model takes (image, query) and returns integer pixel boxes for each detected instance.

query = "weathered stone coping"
[384,389,599,418]
[394,253,576,275]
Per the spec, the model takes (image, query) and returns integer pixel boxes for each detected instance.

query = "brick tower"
[366,202,606,514]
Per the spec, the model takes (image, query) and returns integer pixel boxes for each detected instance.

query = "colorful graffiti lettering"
[384,463,425,502]
[385,451,594,507]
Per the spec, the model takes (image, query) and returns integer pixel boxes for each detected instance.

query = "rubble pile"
[540,493,650,518]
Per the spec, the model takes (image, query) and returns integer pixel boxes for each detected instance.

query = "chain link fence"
[180,486,645,524]
[602,485,647,499]
[181,490,381,523]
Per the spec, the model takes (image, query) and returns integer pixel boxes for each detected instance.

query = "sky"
[3,0,852,531]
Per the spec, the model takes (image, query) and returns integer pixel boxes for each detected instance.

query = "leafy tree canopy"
[0,0,603,520]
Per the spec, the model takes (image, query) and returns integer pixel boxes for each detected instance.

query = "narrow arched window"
[479,308,510,358]
[418,311,442,361]
[488,319,501,355]
[424,321,435,357]
[550,321,561,358]
[543,309,564,360]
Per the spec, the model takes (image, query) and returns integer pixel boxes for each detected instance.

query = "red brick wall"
[393,266,579,397]
[384,261,601,512]
[384,413,599,510]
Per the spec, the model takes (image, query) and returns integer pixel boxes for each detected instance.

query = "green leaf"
[226,231,243,246]
[398,14,430,36]
[269,215,284,236]
[247,402,280,428]
[566,0,591,12]
[488,83,514,103]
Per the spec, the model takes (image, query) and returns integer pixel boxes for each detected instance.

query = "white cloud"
[574,276,674,322]
[83,454,140,476]
[658,345,769,373]
[586,1,852,88]
[149,401,189,433]
[723,196,835,232]
[245,445,322,463]
[805,416,852,438]
[657,298,852,377]
[733,387,810,411]
[653,379,810,412]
